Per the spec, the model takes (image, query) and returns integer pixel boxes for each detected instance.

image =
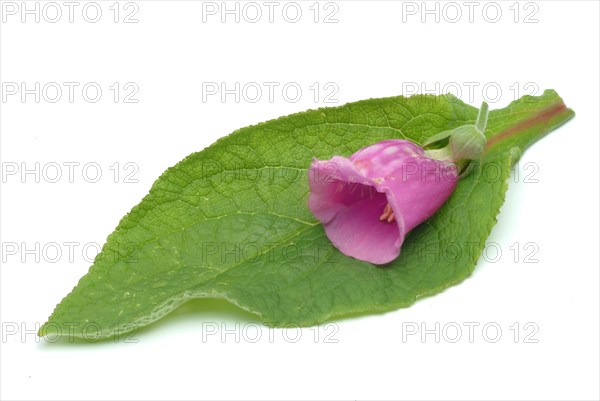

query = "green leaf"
[40,90,574,340]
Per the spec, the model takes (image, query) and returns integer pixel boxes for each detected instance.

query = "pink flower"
[308,139,458,265]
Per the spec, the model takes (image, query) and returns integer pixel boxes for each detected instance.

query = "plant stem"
[475,102,489,133]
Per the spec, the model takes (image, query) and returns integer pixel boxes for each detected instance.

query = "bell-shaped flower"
[308,139,459,264]
[308,103,490,265]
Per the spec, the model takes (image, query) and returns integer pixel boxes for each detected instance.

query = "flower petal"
[308,157,405,264]
[350,139,458,232]
[323,191,402,265]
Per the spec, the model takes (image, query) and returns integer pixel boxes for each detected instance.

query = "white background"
[1,1,599,400]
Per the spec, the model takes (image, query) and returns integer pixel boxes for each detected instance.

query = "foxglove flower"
[307,102,491,265]
[308,104,489,265]
[308,140,459,264]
